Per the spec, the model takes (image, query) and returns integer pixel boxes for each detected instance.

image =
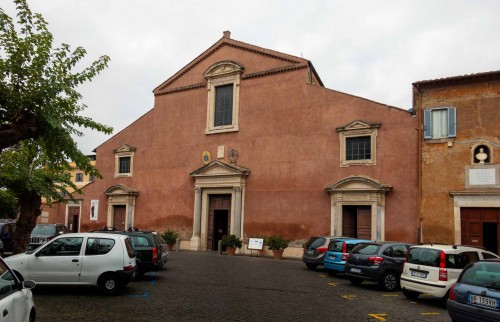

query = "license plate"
[468,293,499,309]
[410,270,427,278]
[307,250,313,255]
[329,255,336,260]
[350,268,361,273]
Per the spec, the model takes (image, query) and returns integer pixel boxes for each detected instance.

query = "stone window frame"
[114,145,136,178]
[337,121,380,167]
[204,61,243,135]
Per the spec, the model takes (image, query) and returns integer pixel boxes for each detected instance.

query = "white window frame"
[114,145,135,178]
[337,121,379,167]
[204,61,243,135]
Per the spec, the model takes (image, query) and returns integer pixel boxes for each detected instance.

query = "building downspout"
[413,84,423,244]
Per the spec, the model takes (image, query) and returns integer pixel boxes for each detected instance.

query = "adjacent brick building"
[44,32,419,252]
[413,71,500,252]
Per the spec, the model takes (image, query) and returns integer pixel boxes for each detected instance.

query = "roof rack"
[0,219,16,223]
[452,244,487,250]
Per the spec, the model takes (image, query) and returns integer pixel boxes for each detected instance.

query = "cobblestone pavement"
[33,251,451,322]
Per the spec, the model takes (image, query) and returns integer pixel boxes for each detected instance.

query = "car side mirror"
[22,280,36,289]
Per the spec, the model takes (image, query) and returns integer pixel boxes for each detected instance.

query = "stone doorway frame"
[190,160,250,251]
[104,184,139,230]
[325,175,392,241]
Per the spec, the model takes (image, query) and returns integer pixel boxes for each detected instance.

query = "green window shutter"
[423,110,432,139]
[447,107,456,138]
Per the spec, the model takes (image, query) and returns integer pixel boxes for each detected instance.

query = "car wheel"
[349,277,363,285]
[380,271,398,291]
[402,288,420,300]
[305,263,318,270]
[98,273,122,295]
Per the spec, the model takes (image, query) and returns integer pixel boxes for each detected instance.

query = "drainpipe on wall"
[413,84,423,245]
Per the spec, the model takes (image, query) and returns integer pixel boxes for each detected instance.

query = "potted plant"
[161,229,180,251]
[221,234,242,256]
[265,235,289,260]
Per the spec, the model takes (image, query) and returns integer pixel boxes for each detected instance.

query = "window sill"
[205,126,239,135]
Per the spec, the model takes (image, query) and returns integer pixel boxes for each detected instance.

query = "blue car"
[447,259,500,322]
[324,237,371,275]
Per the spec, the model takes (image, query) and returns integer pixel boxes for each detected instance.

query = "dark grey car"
[345,241,412,291]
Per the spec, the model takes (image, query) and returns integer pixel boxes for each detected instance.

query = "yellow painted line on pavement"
[368,313,387,321]
[319,274,327,278]
[342,295,356,300]
[421,312,441,315]
[327,282,338,286]
[382,294,399,297]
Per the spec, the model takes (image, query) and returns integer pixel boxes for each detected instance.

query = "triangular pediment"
[325,175,391,192]
[190,160,250,178]
[113,144,136,153]
[337,120,381,132]
[153,33,322,95]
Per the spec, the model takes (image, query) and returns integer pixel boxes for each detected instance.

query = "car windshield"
[351,243,381,255]
[407,248,441,267]
[309,238,326,249]
[31,225,56,236]
[460,262,500,288]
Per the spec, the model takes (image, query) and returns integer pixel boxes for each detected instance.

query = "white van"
[400,244,498,300]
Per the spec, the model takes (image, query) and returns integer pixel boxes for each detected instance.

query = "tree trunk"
[13,191,41,254]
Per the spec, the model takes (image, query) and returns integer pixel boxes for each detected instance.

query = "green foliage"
[0,0,112,253]
[265,235,289,250]
[161,229,180,244]
[0,189,16,218]
[221,234,242,248]
[0,0,112,178]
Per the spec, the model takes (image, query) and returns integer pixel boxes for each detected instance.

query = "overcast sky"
[3,1,500,154]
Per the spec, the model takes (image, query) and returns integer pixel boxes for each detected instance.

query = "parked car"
[323,237,371,275]
[94,228,168,277]
[302,236,338,270]
[345,241,412,291]
[29,223,68,250]
[0,219,16,255]
[6,232,136,295]
[400,244,499,301]
[0,256,36,322]
[447,259,500,321]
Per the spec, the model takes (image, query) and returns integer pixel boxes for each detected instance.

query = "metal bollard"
[175,238,180,252]
[218,240,222,255]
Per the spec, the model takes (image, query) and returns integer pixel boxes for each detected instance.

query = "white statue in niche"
[475,148,488,164]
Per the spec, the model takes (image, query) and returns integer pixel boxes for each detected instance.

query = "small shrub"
[162,229,180,244]
[221,234,243,248]
[265,235,289,250]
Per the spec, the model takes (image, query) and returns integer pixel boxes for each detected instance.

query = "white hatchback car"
[5,233,136,295]
[0,256,36,322]
[400,244,499,300]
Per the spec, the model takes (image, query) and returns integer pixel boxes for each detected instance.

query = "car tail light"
[342,242,348,261]
[347,253,352,260]
[439,251,448,281]
[152,247,158,262]
[368,256,384,266]
[449,284,456,301]
[316,246,327,254]
[123,265,134,271]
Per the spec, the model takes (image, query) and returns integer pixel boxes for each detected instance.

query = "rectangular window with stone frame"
[214,84,233,127]
[346,136,371,160]
[118,156,131,174]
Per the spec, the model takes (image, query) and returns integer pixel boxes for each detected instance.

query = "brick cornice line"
[155,82,206,96]
[242,64,308,80]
